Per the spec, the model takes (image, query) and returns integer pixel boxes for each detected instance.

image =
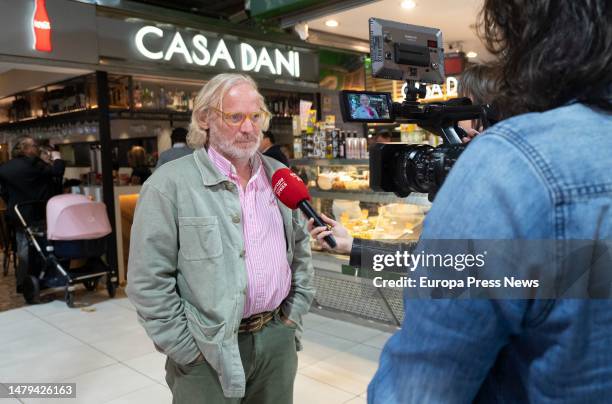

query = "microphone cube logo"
[33,0,52,52]
[273,177,288,197]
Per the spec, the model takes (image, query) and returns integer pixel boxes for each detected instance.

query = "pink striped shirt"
[207,146,292,318]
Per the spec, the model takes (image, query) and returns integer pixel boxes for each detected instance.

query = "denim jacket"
[368,103,612,403]
[127,149,314,398]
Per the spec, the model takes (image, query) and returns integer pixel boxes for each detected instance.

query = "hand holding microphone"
[307,214,353,254]
[271,168,338,249]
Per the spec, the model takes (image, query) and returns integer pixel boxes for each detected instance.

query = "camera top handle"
[392,79,490,144]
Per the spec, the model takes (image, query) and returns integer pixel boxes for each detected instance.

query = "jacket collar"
[193,148,278,186]
[193,148,227,186]
[194,147,293,249]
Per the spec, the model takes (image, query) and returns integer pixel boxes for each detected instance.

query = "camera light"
[466,51,478,58]
[401,0,416,9]
[325,19,339,28]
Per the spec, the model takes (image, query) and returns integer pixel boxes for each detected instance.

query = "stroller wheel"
[107,277,116,298]
[84,278,99,292]
[65,290,75,308]
[23,275,40,304]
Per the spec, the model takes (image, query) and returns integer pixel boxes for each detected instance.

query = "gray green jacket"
[126,148,315,398]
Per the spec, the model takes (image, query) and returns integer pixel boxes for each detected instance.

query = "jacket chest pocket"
[178,216,223,261]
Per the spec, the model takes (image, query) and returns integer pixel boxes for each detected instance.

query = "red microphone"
[272,168,337,249]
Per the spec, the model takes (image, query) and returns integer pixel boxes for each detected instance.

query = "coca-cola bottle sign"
[33,0,52,52]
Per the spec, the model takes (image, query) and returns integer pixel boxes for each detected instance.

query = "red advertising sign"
[33,0,52,52]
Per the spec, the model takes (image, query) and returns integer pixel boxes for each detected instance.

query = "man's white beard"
[209,131,261,161]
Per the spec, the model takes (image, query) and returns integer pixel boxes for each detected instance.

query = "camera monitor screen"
[340,91,394,123]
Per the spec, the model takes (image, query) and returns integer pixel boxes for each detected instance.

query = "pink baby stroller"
[15,194,117,307]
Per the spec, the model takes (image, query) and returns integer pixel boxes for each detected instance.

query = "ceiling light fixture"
[401,0,416,9]
[466,51,478,58]
[325,19,339,28]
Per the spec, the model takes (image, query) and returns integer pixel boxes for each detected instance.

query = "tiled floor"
[0,290,393,404]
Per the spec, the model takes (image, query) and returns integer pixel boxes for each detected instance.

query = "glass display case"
[290,158,431,327]
[291,158,431,244]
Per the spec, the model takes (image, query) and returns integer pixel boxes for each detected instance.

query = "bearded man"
[127,73,315,404]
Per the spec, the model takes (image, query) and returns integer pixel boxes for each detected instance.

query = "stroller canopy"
[47,194,112,241]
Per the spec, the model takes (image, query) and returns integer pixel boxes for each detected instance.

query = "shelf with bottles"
[291,158,369,166]
[131,77,200,113]
[262,91,315,119]
[108,109,191,122]
[293,123,369,160]
[0,74,98,125]
[107,75,130,109]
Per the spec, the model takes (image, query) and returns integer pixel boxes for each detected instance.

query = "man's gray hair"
[187,73,270,149]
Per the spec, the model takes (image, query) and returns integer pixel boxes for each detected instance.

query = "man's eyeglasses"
[210,107,269,127]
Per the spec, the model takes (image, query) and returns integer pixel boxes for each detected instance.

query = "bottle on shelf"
[181,92,189,111]
[150,90,157,109]
[301,130,311,158]
[172,89,181,110]
[142,87,155,109]
[312,124,320,158]
[325,128,333,159]
[316,123,324,158]
[133,82,142,109]
[332,128,339,158]
[76,83,86,109]
[359,136,368,159]
[309,131,315,158]
[345,132,353,159]
[159,87,167,109]
[352,131,361,159]
[339,130,346,159]
[320,125,329,158]
[293,134,303,159]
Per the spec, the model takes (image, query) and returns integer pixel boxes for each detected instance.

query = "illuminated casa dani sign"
[401,77,459,100]
[134,26,302,78]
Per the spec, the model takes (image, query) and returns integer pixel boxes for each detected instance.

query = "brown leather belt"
[239,308,279,333]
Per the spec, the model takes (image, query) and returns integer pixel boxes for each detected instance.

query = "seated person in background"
[156,127,193,168]
[259,131,289,166]
[0,136,65,292]
[128,146,151,185]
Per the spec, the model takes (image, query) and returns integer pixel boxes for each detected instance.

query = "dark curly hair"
[478,0,612,117]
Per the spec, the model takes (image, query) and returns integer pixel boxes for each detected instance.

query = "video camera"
[339,18,493,201]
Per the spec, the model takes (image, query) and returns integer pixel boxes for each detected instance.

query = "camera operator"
[310,0,612,402]
[457,62,501,143]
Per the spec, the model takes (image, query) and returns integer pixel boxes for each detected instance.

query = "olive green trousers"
[165,315,298,404]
